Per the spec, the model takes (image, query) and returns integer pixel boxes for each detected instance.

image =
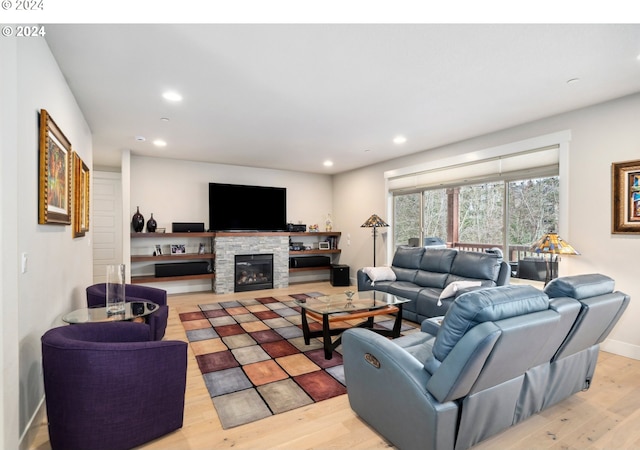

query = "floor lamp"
[361,214,389,267]
[530,231,580,285]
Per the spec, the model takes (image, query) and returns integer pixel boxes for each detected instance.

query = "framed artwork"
[39,109,72,224]
[72,152,90,237]
[612,159,640,234]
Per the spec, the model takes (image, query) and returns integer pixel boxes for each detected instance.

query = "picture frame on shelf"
[155,244,162,255]
[612,159,640,234]
[171,244,186,255]
[72,151,90,237]
[319,241,330,250]
[38,109,72,225]
[198,243,205,254]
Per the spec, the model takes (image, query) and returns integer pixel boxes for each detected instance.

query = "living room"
[3,22,640,449]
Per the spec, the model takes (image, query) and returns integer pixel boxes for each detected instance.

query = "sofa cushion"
[416,288,451,318]
[432,285,549,362]
[384,281,424,302]
[362,266,397,285]
[419,248,458,272]
[392,246,425,269]
[544,273,615,300]
[449,250,501,282]
[414,270,449,289]
[438,281,482,301]
[393,267,419,283]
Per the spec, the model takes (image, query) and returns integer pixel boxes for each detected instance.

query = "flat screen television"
[208,183,287,232]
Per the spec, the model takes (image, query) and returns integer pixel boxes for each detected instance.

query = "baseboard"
[19,396,46,450]
[600,338,640,361]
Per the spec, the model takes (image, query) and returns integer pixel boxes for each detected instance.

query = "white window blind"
[387,145,559,193]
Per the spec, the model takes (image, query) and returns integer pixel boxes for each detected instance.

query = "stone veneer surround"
[214,234,290,294]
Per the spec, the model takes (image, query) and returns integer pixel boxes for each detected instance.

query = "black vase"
[147,213,157,233]
[131,206,145,232]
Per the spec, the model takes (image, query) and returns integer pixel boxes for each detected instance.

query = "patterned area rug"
[179,292,409,429]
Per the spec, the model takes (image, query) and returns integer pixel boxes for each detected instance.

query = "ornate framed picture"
[38,109,72,225]
[72,152,90,237]
[612,159,640,234]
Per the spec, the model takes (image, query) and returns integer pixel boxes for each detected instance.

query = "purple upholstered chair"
[86,283,169,340]
[42,322,187,450]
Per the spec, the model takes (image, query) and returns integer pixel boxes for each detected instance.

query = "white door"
[92,171,122,283]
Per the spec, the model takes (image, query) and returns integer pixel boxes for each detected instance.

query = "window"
[393,175,559,261]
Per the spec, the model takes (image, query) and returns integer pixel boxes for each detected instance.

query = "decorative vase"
[147,213,157,233]
[105,264,126,315]
[131,206,144,232]
[325,213,333,232]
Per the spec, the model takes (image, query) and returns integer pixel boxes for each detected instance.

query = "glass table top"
[294,290,410,315]
[62,301,159,324]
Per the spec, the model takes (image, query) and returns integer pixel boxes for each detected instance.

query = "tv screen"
[208,183,287,232]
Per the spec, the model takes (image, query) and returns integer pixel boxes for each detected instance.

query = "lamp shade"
[361,214,389,228]
[530,232,580,255]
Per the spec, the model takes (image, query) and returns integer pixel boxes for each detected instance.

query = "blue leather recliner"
[342,274,629,450]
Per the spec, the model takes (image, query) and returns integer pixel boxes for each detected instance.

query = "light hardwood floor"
[29,281,640,449]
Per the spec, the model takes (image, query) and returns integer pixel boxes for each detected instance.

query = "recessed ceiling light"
[566,78,580,85]
[393,136,407,145]
[153,139,167,147]
[135,136,146,142]
[323,160,334,167]
[160,117,170,122]
[162,91,182,102]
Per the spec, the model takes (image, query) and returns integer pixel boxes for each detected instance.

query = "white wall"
[0,37,93,448]
[334,92,640,360]
[1,34,20,450]
[129,156,334,292]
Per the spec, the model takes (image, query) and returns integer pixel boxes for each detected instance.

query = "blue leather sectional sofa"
[357,246,511,322]
[343,274,629,450]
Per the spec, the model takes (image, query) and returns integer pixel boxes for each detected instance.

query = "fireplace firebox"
[235,254,274,292]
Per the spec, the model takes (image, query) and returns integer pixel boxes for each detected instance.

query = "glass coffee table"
[62,301,159,324]
[294,291,410,359]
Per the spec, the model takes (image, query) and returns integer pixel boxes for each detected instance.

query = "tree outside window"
[393,176,559,259]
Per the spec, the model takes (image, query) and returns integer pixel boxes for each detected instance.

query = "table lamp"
[529,232,579,285]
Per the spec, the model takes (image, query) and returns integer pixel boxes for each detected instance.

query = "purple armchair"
[86,283,169,340]
[42,322,187,450]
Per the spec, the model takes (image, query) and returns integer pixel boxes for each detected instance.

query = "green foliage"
[393,176,559,247]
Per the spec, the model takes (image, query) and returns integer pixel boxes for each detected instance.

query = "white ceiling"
[44,24,640,174]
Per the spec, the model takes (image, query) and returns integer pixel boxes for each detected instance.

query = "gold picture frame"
[38,109,72,225]
[612,159,640,234]
[73,152,90,237]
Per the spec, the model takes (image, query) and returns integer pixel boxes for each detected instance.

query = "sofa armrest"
[357,269,374,291]
[496,260,511,286]
[421,316,444,335]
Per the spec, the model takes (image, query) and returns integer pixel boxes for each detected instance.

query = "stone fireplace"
[214,234,289,294]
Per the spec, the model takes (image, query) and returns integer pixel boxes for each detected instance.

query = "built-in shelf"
[288,231,341,274]
[130,230,342,290]
[130,232,215,289]
[289,266,332,273]
[131,273,215,284]
[289,249,341,255]
[131,253,215,262]
[131,232,215,238]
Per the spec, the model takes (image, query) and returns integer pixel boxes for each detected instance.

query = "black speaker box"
[289,256,331,268]
[330,264,350,286]
[155,261,210,277]
[171,222,205,233]
[287,223,307,232]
